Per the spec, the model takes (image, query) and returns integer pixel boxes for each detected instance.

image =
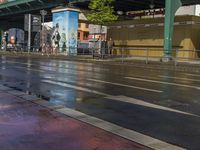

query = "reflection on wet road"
[0,56,200,150]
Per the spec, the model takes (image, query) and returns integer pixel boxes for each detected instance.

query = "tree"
[87,0,118,25]
[87,0,118,56]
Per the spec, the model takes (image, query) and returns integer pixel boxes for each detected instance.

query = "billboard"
[24,14,41,32]
[52,10,78,54]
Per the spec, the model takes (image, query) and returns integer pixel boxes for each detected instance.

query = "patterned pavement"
[0,88,150,150]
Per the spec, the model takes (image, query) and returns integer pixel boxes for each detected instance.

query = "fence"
[90,47,200,65]
[0,45,200,65]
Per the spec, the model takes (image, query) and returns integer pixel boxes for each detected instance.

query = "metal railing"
[1,45,200,65]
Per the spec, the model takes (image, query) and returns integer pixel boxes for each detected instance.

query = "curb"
[0,84,186,150]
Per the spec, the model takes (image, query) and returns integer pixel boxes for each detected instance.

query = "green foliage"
[87,0,118,25]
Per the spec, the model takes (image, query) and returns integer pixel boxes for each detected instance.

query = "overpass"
[0,0,200,58]
[0,0,67,29]
[71,0,200,11]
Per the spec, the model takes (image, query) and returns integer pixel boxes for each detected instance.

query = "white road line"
[3,61,101,75]
[106,95,198,117]
[159,75,200,82]
[183,73,200,77]
[55,107,186,150]
[125,77,200,90]
[42,79,196,117]
[42,80,111,97]
[15,66,45,73]
[88,78,163,93]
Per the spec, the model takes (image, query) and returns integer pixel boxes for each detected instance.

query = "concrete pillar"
[0,29,2,48]
[52,8,79,55]
[163,0,182,60]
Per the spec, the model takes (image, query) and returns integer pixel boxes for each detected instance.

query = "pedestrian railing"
[1,45,200,65]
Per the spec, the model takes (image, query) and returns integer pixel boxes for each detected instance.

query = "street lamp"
[40,10,47,52]
[117,11,124,15]
[149,0,155,9]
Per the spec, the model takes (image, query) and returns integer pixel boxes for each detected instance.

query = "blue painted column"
[163,0,182,61]
[52,8,79,55]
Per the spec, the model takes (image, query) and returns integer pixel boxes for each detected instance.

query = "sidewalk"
[0,85,149,150]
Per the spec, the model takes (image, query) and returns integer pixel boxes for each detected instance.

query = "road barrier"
[1,45,200,65]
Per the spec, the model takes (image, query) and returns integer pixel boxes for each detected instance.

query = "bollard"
[121,47,124,63]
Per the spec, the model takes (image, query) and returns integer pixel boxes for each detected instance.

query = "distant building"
[176,5,200,16]
[78,22,89,42]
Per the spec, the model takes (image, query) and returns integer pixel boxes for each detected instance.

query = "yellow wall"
[108,15,200,59]
[78,23,89,32]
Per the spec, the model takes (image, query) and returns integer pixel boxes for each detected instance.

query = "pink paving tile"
[0,92,150,150]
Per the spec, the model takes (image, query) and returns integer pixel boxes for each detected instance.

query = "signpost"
[24,14,41,52]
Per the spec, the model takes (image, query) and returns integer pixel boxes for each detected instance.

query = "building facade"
[78,23,89,42]
[176,5,200,16]
[108,15,200,59]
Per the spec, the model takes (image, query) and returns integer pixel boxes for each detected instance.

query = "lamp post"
[117,11,123,15]
[28,14,31,53]
[40,10,47,52]
[93,25,96,57]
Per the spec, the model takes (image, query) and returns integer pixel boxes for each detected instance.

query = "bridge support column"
[0,29,2,48]
[163,0,182,61]
[52,8,79,55]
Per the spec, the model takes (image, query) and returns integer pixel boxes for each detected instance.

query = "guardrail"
[0,45,200,65]
[90,47,200,65]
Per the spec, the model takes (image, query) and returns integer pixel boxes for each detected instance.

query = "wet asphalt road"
[0,56,200,150]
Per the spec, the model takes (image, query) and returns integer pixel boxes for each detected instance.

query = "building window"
[85,24,89,28]
[83,32,89,40]
[78,32,80,40]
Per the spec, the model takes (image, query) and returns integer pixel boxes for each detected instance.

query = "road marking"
[15,66,45,73]
[159,75,200,82]
[42,79,196,117]
[3,61,102,76]
[125,77,200,90]
[26,94,185,149]
[55,107,186,150]
[42,80,111,97]
[88,78,163,93]
[0,86,13,91]
[183,73,200,77]
[106,95,198,117]
[1,84,189,149]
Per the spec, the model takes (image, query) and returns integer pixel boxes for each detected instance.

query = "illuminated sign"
[127,9,165,18]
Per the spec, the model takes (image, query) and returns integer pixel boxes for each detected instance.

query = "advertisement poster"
[52,10,78,54]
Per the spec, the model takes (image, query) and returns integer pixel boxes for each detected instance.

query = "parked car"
[77,42,90,55]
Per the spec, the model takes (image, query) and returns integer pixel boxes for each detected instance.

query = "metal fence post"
[174,49,178,66]
[146,48,149,64]
[122,47,124,63]
[83,48,85,55]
